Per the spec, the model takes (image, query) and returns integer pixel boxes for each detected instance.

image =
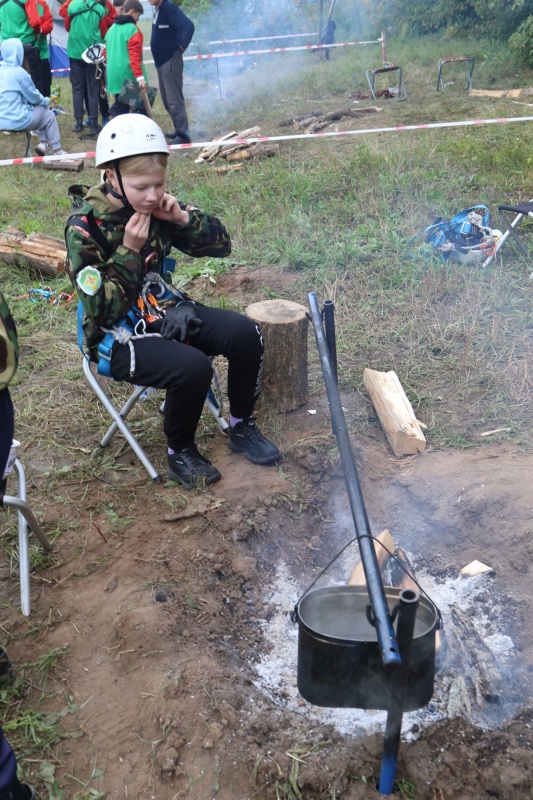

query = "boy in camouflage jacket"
[65,114,280,488]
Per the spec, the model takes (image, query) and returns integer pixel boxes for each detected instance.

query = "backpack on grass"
[407,205,500,264]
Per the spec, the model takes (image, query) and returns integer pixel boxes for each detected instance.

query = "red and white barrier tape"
[208,33,317,44]
[1,115,531,168]
[53,37,384,72]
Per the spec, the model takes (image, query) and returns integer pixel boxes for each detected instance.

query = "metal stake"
[379,589,420,795]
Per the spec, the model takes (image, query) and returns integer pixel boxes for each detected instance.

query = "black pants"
[108,306,264,450]
[70,58,99,126]
[40,57,51,98]
[23,43,43,94]
[0,389,14,479]
[157,50,190,140]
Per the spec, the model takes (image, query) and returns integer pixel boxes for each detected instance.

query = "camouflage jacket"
[0,289,18,391]
[64,183,231,352]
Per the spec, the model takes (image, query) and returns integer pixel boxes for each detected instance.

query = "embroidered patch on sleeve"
[77,266,102,296]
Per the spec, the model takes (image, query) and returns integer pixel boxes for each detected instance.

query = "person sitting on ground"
[105,0,149,118]
[65,114,280,488]
[0,38,67,156]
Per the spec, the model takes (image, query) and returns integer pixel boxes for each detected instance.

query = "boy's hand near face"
[152,193,190,227]
[123,212,151,252]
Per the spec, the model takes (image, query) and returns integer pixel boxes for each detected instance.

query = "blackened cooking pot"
[295,585,439,711]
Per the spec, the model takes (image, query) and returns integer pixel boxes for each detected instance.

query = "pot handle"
[366,602,400,628]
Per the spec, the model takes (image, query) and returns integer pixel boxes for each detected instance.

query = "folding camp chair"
[78,303,229,483]
[1,452,53,616]
[482,199,533,268]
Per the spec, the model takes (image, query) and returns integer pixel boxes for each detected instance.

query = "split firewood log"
[219,126,261,156]
[346,529,395,585]
[195,130,237,163]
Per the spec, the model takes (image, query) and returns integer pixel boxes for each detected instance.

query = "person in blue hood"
[0,38,67,157]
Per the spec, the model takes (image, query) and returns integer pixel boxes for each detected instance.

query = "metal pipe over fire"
[307,292,401,668]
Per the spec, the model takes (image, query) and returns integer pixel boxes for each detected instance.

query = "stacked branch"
[279,106,382,132]
[195,127,278,166]
[0,227,66,277]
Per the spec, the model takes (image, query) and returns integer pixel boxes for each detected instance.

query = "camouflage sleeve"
[165,205,232,258]
[65,219,143,329]
[0,290,18,391]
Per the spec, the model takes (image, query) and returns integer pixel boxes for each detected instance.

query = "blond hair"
[116,152,169,176]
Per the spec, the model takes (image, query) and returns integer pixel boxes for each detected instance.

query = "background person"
[0,38,66,156]
[0,0,42,92]
[65,115,280,488]
[61,0,106,134]
[105,0,148,118]
[148,0,194,145]
[36,0,53,98]
[60,0,114,128]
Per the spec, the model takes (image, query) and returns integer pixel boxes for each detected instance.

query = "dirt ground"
[2,268,533,800]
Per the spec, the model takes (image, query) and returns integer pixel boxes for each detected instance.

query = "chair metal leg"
[205,391,230,434]
[82,356,229,483]
[83,357,161,482]
[1,460,52,617]
[482,201,533,268]
[499,210,530,258]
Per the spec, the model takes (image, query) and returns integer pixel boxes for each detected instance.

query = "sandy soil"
[1,268,532,800]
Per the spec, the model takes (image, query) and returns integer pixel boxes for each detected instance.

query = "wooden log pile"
[279,106,382,132]
[195,127,279,166]
[0,227,66,277]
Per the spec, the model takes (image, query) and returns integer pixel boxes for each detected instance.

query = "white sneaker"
[35,142,47,156]
[53,149,67,156]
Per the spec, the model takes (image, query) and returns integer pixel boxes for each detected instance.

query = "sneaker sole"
[227,439,280,465]
[168,467,221,488]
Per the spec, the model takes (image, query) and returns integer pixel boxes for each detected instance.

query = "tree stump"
[245,299,308,412]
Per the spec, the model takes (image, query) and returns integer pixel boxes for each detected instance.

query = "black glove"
[160,301,203,342]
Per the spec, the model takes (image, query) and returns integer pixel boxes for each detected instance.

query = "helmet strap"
[106,160,133,210]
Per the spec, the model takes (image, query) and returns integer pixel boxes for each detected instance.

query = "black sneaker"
[167,134,192,145]
[227,418,280,465]
[72,123,83,133]
[168,445,221,488]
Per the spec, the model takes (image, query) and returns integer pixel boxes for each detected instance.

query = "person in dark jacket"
[147,0,193,145]
[65,115,280,488]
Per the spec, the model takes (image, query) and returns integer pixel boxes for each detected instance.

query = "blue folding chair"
[77,302,229,483]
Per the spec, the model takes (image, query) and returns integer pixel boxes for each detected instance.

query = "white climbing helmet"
[95,115,169,168]
[82,43,105,64]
